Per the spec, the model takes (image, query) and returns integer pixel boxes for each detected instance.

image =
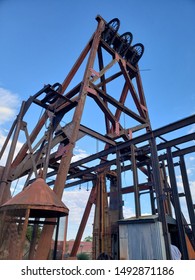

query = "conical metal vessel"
[0,177,69,218]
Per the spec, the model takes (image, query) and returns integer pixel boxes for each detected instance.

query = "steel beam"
[179,155,195,241]
[35,18,106,260]
[150,137,171,259]
[131,144,141,217]
[166,147,189,259]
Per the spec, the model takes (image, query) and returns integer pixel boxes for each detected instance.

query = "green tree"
[83,236,92,242]
[26,225,41,241]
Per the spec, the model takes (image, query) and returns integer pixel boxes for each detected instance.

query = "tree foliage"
[83,236,92,242]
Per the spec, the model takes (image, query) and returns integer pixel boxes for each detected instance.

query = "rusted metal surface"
[0,176,68,260]
[0,15,194,260]
[35,17,106,259]
[92,173,112,259]
[1,177,69,217]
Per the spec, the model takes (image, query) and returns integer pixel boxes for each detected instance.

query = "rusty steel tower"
[0,15,194,260]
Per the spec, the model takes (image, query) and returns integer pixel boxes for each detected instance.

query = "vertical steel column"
[62,216,68,259]
[18,209,30,260]
[161,160,172,216]
[53,218,60,260]
[166,147,189,259]
[179,155,195,241]
[147,164,156,215]
[108,173,120,260]
[28,219,39,260]
[92,177,102,258]
[92,173,112,259]
[116,150,123,220]
[131,144,141,217]
[150,137,171,259]
[109,150,124,260]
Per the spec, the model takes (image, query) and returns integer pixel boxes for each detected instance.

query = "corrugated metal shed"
[119,215,166,260]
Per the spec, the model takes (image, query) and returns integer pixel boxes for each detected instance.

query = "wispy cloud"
[71,147,90,163]
[189,156,195,161]
[0,87,22,165]
[0,87,20,124]
[61,188,94,240]
[61,188,137,240]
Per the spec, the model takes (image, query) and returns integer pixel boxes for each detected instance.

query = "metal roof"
[0,178,69,218]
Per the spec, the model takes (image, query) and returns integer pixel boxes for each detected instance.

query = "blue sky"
[0,0,195,240]
[0,0,195,128]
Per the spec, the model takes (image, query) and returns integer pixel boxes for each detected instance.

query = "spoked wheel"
[102,18,120,45]
[51,82,62,94]
[125,43,144,66]
[41,83,63,105]
[107,18,120,32]
[118,32,133,56]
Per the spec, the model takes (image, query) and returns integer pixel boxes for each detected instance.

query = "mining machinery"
[0,15,194,260]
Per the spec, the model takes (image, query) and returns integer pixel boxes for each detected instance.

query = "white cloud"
[60,188,139,240]
[0,87,20,124]
[0,88,22,166]
[61,188,94,240]
[61,187,136,240]
[0,130,6,148]
[71,147,90,163]
[189,156,195,161]
[189,181,195,202]
[123,205,135,219]
[0,130,23,166]
[166,170,195,227]
[187,168,192,175]
[176,176,195,199]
